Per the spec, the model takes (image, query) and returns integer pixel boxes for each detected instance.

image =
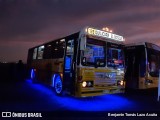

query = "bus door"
[125,48,139,89]
[63,39,76,94]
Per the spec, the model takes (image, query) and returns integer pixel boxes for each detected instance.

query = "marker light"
[109,30,113,33]
[82,81,87,87]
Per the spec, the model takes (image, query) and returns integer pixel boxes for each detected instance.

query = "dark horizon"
[0,0,160,63]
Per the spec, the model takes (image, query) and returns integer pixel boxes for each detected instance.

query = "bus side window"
[65,39,74,69]
[37,46,44,59]
[33,48,37,59]
[140,51,146,77]
[43,44,52,59]
[27,48,34,64]
[52,40,65,59]
[65,56,71,70]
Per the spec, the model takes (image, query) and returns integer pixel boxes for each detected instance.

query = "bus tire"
[54,75,63,95]
[30,69,37,83]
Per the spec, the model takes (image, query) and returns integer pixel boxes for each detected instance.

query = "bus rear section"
[124,42,160,89]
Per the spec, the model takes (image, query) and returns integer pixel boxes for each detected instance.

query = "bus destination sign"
[87,27,124,41]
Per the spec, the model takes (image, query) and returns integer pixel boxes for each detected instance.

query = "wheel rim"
[55,76,62,94]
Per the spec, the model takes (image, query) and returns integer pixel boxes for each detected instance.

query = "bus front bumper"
[78,87,125,97]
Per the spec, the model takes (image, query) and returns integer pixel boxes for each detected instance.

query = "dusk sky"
[0,0,160,63]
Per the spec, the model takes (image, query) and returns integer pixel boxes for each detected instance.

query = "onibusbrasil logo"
[2,112,42,118]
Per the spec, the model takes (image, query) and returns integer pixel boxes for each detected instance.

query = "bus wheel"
[30,69,37,83]
[54,75,63,95]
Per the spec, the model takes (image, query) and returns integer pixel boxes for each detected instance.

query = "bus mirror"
[95,59,105,68]
[82,57,86,64]
[95,59,100,68]
[80,36,86,50]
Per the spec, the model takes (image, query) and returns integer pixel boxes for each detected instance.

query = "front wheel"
[54,75,63,95]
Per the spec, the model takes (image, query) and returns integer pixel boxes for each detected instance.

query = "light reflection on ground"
[26,79,135,111]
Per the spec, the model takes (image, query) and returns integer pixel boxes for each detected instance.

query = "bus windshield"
[107,44,124,68]
[81,38,106,67]
[148,49,160,77]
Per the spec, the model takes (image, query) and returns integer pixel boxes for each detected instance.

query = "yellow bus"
[125,42,160,89]
[27,27,125,97]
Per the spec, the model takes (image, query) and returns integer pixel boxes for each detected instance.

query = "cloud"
[0,0,160,62]
[0,0,159,39]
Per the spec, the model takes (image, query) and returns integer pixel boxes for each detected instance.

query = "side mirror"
[95,59,100,68]
[82,57,87,65]
[95,59,105,68]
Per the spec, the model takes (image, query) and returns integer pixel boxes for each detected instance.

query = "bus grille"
[94,72,117,86]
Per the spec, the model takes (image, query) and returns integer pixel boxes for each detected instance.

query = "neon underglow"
[31,69,35,79]
[52,74,56,87]
[26,79,135,111]
[87,27,124,41]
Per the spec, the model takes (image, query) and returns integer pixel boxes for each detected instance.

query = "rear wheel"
[54,75,63,95]
[30,69,37,83]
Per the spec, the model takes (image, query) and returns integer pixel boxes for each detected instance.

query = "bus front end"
[76,27,125,97]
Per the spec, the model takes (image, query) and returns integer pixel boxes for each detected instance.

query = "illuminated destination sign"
[87,27,124,41]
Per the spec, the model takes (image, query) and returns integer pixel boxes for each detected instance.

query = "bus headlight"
[145,79,153,85]
[117,80,124,86]
[120,81,124,86]
[82,81,87,87]
[82,81,93,87]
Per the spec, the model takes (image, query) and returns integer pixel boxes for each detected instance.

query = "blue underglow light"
[26,79,135,111]
[31,69,34,79]
[52,74,56,87]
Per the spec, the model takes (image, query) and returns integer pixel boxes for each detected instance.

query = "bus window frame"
[147,48,160,77]
[107,42,125,68]
[81,37,106,67]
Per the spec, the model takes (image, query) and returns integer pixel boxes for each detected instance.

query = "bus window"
[52,40,65,58]
[139,49,146,77]
[148,53,160,77]
[43,44,52,59]
[107,48,124,68]
[37,46,44,59]
[66,40,74,55]
[65,56,71,70]
[81,38,106,67]
[65,39,74,71]
[33,48,37,59]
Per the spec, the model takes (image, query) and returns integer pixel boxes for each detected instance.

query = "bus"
[27,27,125,97]
[124,42,160,89]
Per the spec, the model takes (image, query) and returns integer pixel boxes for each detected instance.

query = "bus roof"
[29,26,125,50]
[29,32,79,50]
[125,42,160,51]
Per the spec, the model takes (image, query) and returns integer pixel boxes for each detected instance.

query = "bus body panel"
[125,42,160,89]
[30,58,64,85]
